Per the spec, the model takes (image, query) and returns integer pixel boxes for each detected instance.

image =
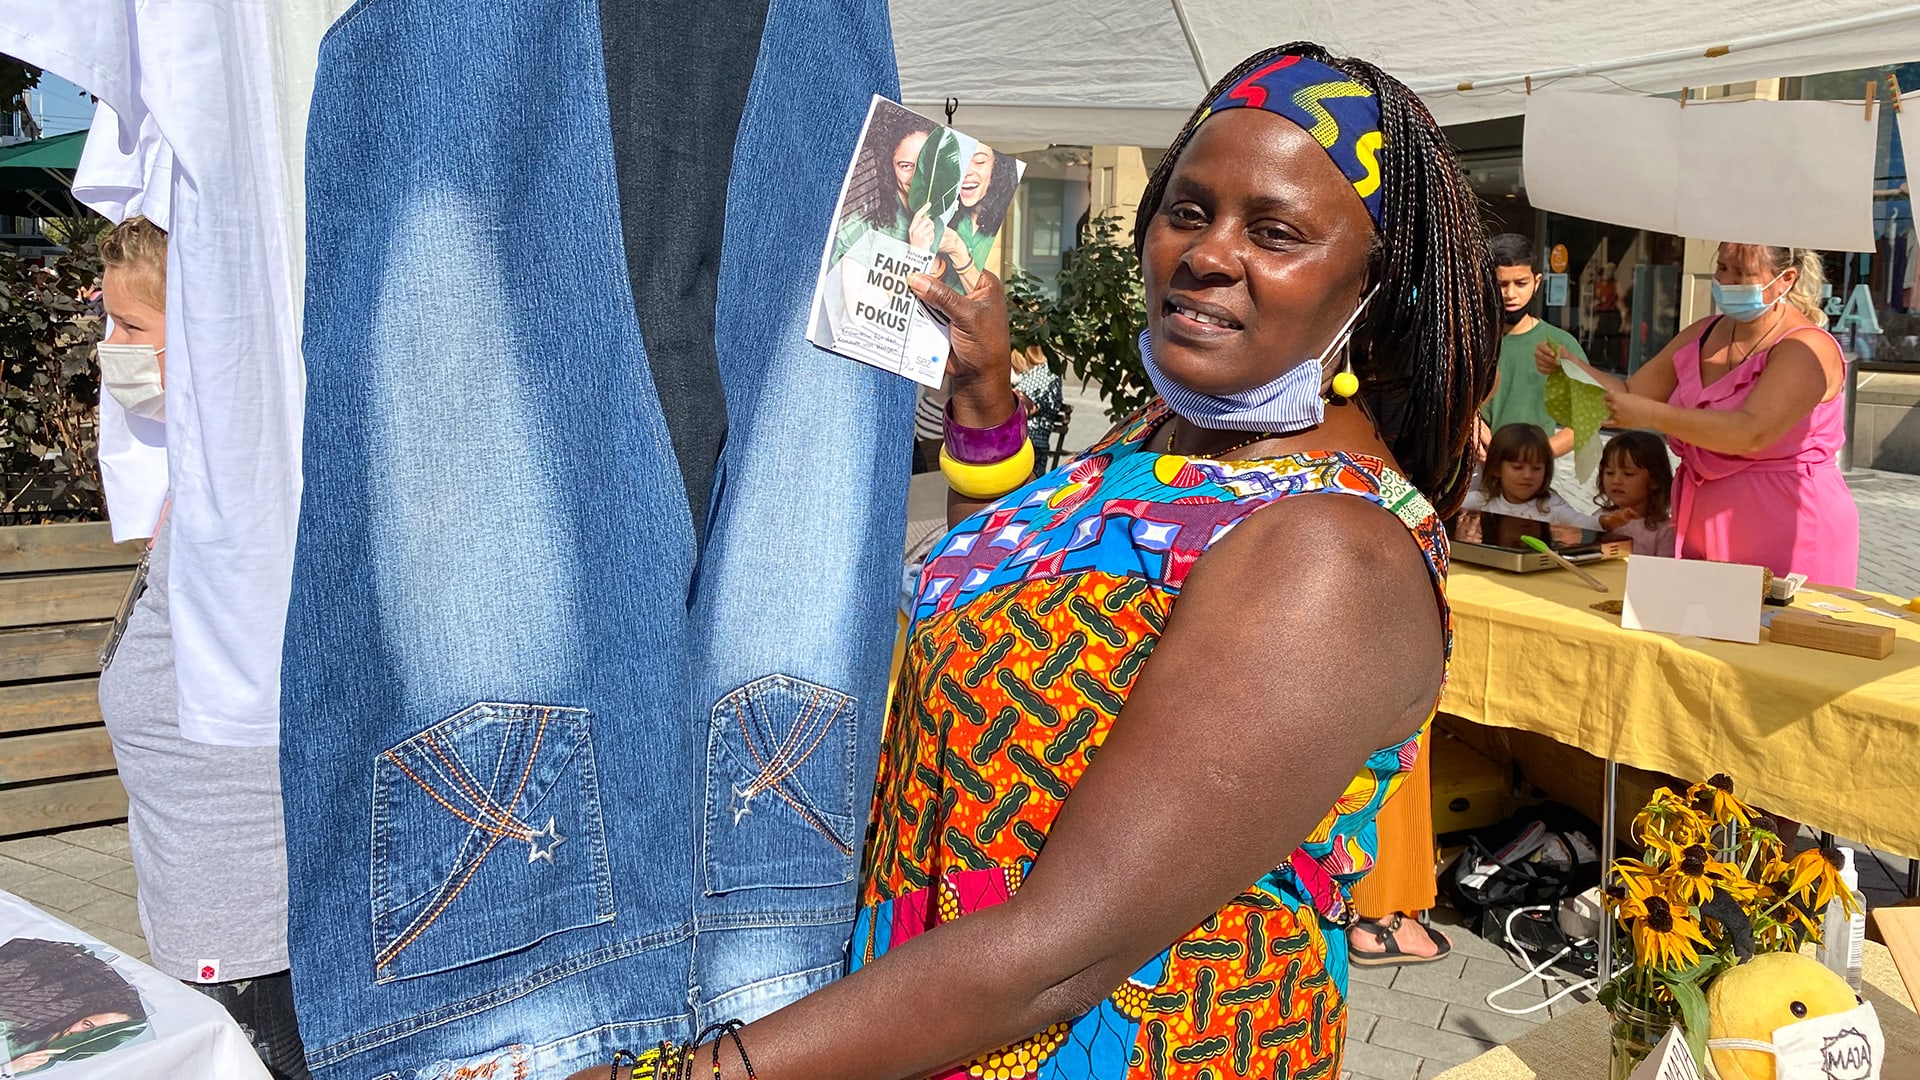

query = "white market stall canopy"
[894,0,1920,146]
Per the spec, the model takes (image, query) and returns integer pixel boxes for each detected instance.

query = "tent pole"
[1168,0,1212,90]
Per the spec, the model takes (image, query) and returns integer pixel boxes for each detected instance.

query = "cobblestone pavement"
[0,825,147,962]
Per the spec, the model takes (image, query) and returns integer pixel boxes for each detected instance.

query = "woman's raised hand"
[909,206,937,254]
[910,270,1016,427]
[1534,340,1565,376]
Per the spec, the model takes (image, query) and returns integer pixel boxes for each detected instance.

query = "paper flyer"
[0,937,152,1076]
[808,96,1026,387]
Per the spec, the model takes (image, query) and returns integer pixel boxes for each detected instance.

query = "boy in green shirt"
[1481,233,1581,458]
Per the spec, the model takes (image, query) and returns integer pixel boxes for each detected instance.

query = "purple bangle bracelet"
[943,399,1029,464]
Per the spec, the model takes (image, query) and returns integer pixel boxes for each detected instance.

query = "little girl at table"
[1461,423,1602,529]
[1594,429,1676,556]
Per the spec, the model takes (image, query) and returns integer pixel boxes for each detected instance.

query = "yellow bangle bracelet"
[939,439,1035,500]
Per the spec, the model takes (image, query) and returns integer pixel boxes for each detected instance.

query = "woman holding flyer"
[580,41,1497,1080]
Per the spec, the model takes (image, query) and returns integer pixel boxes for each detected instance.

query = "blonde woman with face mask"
[94,217,313,1080]
[1536,242,1858,586]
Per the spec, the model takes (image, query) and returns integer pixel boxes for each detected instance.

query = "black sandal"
[1350,913,1453,967]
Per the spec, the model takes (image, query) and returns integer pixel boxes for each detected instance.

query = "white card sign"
[1622,556,1764,644]
[1629,1027,1702,1080]
[1544,272,1569,307]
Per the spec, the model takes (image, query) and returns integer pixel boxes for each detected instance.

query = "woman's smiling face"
[1140,108,1375,398]
[959,147,994,208]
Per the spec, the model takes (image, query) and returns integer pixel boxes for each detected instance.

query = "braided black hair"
[1134,42,1500,516]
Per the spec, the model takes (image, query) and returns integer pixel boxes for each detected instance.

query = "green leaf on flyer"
[41,1018,146,1062]
[907,128,962,250]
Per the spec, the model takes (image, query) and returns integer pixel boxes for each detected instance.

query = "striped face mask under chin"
[1139,285,1376,434]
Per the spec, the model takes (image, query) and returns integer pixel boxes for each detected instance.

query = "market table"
[1432,940,1920,1079]
[0,890,267,1078]
[1440,558,1920,862]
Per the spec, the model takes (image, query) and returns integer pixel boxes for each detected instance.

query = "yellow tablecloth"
[1440,560,1920,858]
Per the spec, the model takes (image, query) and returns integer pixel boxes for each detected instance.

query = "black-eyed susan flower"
[1632,896,1712,970]
[1786,847,1853,912]
[1612,857,1666,903]
[1604,881,1649,921]
[1632,787,1709,855]
[1670,845,1721,905]
[1687,773,1754,828]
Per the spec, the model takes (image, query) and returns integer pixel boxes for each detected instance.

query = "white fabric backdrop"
[1523,92,1884,251]
[892,0,1920,145]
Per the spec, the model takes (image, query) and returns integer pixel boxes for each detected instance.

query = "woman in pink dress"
[1537,243,1858,586]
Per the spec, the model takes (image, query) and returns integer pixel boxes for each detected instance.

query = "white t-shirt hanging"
[77,105,171,542]
[0,0,309,746]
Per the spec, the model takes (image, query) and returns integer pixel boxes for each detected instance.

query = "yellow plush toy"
[1706,953,1861,1080]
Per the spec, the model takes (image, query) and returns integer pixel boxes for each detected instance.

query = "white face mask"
[97,342,167,420]
[1708,1000,1885,1080]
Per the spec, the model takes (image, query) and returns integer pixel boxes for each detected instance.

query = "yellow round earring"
[1331,357,1359,399]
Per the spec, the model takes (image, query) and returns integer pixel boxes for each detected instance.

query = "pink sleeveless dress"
[1667,323,1859,587]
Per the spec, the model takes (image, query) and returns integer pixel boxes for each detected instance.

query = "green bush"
[0,234,106,520]
[1006,213,1150,421]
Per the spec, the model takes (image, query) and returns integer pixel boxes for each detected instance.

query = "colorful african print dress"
[852,400,1450,1080]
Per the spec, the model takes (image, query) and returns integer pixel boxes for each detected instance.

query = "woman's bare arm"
[571,494,1445,1080]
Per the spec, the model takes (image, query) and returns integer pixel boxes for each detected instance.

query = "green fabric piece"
[1544,360,1609,483]
[1482,321,1587,434]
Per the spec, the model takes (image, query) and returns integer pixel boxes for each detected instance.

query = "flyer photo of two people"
[809,97,1025,387]
[0,938,150,1077]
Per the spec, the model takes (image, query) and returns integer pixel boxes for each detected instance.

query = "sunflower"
[1687,773,1755,828]
[1785,847,1853,911]
[1632,896,1712,971]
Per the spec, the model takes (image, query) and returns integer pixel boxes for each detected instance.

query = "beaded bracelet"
[612,1041,691,1080]
[612,1021,756,1080]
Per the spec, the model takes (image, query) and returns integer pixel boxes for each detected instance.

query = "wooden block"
[0,568,137,628]
[0,522,141,575]
[0,725,116,784]
[1768,611,1895,658]
[0,679,102,735]
[1877,906,1920,1018]
[0,774,127,837]
[0,622,113,682]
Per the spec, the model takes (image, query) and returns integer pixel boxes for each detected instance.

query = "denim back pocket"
[370,703,611,983]
[703,675,859,894]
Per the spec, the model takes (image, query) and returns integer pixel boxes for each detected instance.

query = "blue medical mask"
[1711,268,1788,323]
[1140,287,1377,434]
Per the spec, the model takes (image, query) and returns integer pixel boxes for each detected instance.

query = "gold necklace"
[1164,423,1278,459]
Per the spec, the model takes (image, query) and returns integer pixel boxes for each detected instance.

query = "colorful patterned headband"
[1196,55,1384,227]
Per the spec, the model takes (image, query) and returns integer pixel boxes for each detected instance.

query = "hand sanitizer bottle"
[1815,847,1866,992]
